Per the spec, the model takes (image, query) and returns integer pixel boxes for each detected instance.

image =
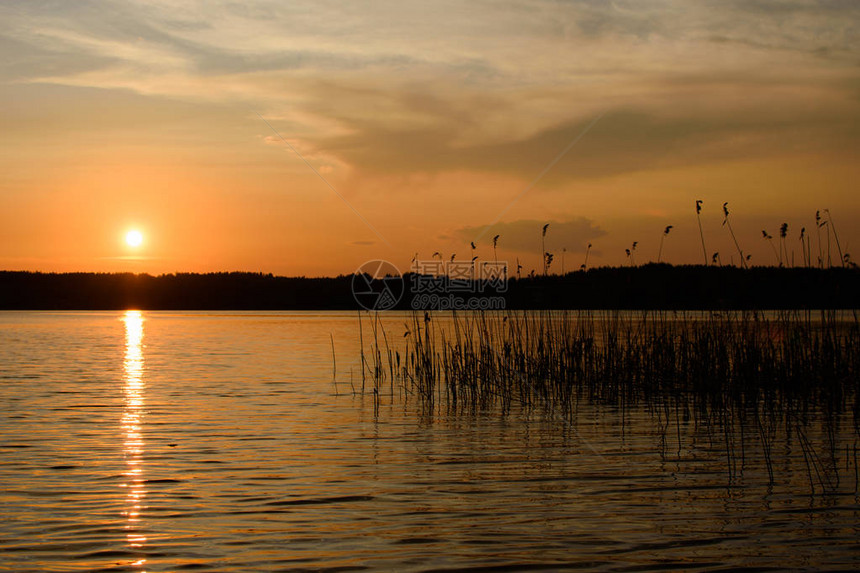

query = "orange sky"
[2,1,859,276]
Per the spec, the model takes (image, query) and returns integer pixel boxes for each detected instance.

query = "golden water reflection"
[121,311,146,567]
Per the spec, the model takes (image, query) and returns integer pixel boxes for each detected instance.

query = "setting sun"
[1,3,860,571]
[125,230,144,248]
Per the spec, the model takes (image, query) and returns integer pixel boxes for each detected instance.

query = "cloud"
[7,1,859,94]
[3,0,860,182]
[456,218,607,254]
[309,90,860,183]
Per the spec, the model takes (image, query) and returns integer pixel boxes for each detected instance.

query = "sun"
[125,230,144,248]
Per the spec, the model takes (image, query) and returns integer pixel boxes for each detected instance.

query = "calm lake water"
[1,311,858,572]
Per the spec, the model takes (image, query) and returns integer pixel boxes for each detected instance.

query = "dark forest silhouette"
[1,265,858,310]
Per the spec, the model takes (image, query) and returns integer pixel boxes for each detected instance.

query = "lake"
[1,311,858,572]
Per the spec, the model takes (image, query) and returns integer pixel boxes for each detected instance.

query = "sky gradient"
[2,0,858,275]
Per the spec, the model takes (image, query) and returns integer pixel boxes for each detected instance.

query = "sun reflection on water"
[121,311,147,568]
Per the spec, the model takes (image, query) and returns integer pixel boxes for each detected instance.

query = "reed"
[722,202,747,268]
[695,200,708,265]
[541,224,549,275]
[626,241,638,267]
[779,223,788,267]
[825,209,845,267]
[799,227,809,268]
[816,210,824,268]
[370,309,859,410]
[762,230,779,265]
[581,242,592,271]
[361,308,860,492]
[470,242,477,279]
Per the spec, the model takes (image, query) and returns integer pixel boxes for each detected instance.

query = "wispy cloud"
[2,0,859,273]
[4,1,859,171]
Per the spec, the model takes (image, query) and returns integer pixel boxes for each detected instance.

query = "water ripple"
[1,311,858,572]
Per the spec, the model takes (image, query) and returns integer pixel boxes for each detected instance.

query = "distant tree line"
[0,265,858,310]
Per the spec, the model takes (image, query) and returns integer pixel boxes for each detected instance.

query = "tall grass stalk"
[542,224,549,275]
[722,202,747,269]
[696,200,708,265]
[582,243,592,270]
[825,209,845,267]
[779,223,789,267]
[762,230,779,265]
[816,211,824,268]
[799,227,809,268]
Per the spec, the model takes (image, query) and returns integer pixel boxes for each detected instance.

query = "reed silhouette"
[722,202,747,269]
[779,223,789,267]
[581,242,592,271]
[696,200,708,265]
[762,230,779,265]
[825,209,845,267]
[541,224,549,275]
[360,307,860,493]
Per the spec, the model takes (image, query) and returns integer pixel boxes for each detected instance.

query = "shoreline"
[2,265,859,310]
